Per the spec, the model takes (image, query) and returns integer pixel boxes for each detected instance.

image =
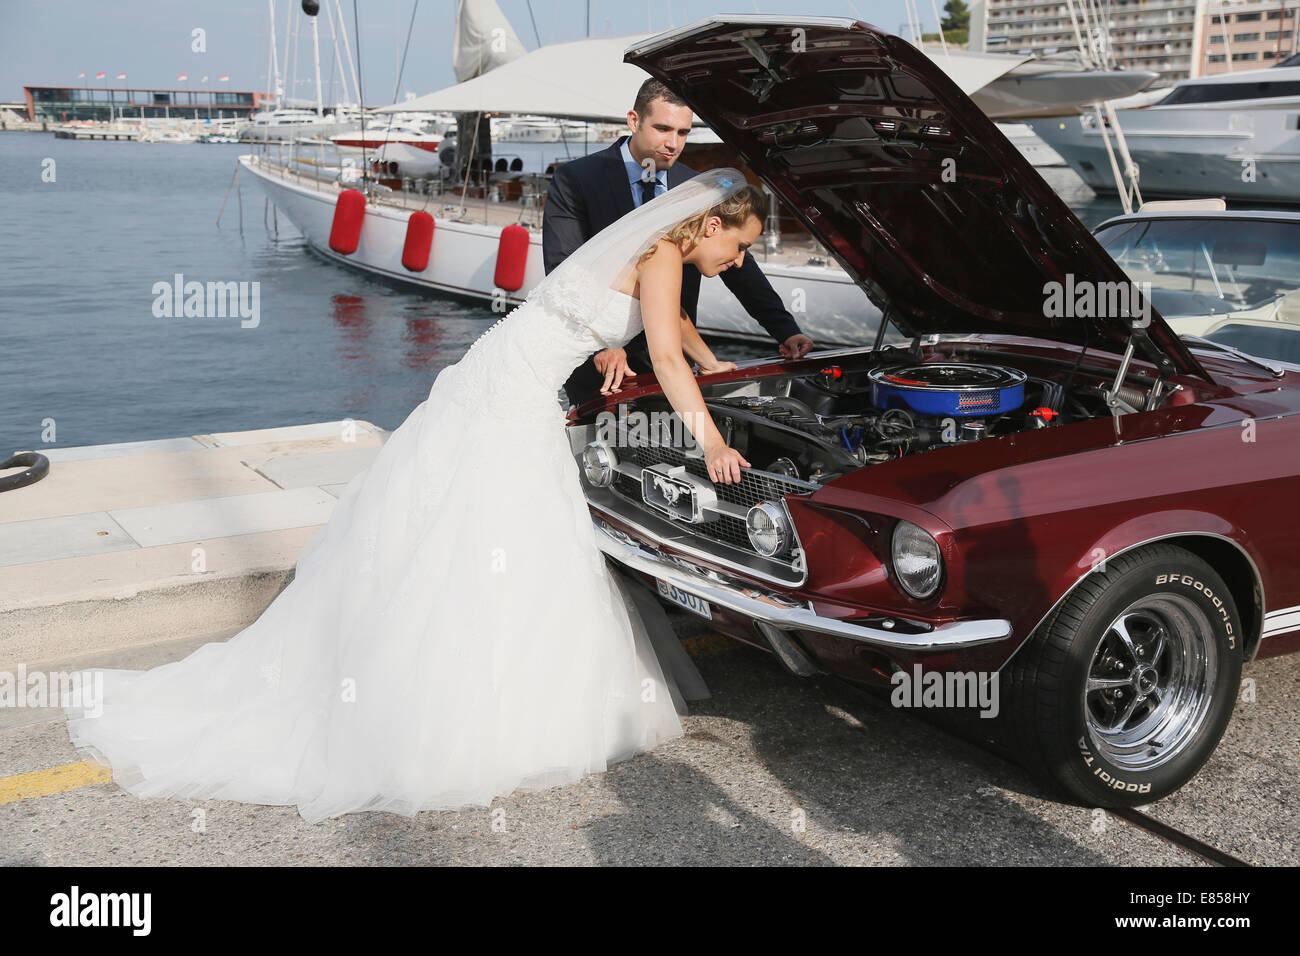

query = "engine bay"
[620,345,1184,486]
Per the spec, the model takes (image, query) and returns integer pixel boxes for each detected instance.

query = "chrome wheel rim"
[1082,593,1217,772]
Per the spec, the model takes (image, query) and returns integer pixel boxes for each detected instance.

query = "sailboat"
[239,0,365,143]
[238,6,1161,347]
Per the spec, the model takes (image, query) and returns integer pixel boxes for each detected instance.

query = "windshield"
[1094,216,1300,365]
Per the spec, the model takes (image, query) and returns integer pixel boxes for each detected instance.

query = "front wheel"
[1003,543,1243,807]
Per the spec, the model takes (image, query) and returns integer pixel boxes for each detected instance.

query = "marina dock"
[0,421,388,670]
[50,125,142,141]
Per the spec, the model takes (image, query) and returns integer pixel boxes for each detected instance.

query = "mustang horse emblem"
[650,473,686,506]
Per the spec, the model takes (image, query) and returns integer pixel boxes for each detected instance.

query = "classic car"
[1092,205,1300,367]
[563,15,1300,807]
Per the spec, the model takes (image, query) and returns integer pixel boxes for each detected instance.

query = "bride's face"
[684,215,763,277]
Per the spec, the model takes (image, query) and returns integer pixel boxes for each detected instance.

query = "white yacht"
[490,115,618,143]
[1028,55,1300,204]
[240,107,363,143]
[996,122,1066,167]
[329,121,443,152]
[490,115,563,142]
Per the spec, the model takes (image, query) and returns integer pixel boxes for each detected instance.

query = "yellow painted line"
[0,639,740,808]
[0,761,113,807]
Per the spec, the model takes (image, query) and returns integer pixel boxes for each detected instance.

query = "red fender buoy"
[402,211,435,272]
[329,188,365,255]
[494,224,530,292]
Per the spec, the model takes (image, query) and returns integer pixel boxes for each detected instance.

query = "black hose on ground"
[0,451,50,492]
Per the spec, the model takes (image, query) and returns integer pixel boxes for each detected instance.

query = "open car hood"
[625,15,1210,380]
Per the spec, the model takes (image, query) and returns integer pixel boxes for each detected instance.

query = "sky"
[0,0,926,107]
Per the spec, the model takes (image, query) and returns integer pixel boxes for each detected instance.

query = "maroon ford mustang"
[565,15,1300,807]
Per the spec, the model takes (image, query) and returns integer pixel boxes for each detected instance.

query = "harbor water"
[0,132,1123,456]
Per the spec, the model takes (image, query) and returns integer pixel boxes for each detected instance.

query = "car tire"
[1002,543,1243,807]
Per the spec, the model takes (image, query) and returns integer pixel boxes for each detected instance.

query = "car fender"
[1011,512,1266,667]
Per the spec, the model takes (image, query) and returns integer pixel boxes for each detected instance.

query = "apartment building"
[970,0,1210,80]
[1196,1,1299,73]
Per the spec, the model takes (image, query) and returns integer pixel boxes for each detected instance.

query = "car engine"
[684,358,1085,484]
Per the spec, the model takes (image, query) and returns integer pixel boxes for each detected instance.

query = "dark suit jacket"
[542,136,802,405]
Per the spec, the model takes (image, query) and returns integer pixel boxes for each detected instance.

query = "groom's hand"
[780,334,815,360]
[593,348,638,395]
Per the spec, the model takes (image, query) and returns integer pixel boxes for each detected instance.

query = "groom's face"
[626,98,693,172]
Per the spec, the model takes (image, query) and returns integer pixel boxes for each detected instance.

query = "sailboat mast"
[282,0,294,107]
[311,12,324,115]
[267,0,282,108]
[334,0,362,107]
[322,0,348,106]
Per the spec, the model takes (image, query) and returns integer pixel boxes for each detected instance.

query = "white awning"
[918,48,1033,96]
[378,33,1032,120]
[377,33,666,122]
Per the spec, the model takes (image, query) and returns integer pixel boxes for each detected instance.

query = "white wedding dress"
[63,275,692,824]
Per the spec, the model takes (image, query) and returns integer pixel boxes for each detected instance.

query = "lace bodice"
[522,271,643,351]
[442,272,643,421]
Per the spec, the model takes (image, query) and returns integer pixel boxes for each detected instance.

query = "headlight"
[891,520,943,599]
[746,501,791,557]
[581,441,617,487]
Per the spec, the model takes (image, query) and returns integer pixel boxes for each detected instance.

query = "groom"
[543,79,815,407]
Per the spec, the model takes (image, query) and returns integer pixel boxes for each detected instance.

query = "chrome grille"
[611,470,750,550]
[609,443,814,556]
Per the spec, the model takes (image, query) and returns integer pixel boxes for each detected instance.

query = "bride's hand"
[593,348,637,394]
[703,441,751,484]
[695,359,738,375]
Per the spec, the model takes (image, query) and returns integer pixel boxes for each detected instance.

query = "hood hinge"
[1104,326,1173,416]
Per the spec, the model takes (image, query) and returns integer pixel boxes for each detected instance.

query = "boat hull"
[238,155,877,348]
[1028,105,1300,203]
[241,119,361,143]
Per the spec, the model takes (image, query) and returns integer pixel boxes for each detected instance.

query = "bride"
[63,168,765,824]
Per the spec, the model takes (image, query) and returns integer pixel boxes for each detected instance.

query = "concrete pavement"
[2,422,1294,865]
[0,421,387,668]
[1,610,1294,866]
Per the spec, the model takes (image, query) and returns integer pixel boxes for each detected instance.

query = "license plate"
[656,578,712,619]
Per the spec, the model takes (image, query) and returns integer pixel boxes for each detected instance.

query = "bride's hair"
[638,183,768,266]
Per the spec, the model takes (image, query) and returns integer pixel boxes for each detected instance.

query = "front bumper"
[593,517,1012,655]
